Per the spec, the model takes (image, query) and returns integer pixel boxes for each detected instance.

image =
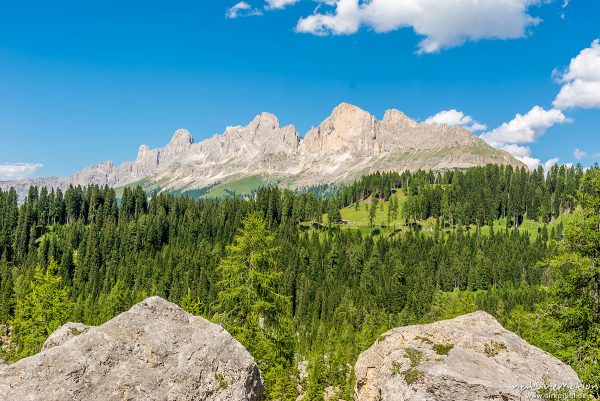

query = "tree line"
[338,163,589,227]
[0,165,598,399]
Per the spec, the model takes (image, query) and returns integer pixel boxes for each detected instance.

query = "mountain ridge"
[1,103,523,199]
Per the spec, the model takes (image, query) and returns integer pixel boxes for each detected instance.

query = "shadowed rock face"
[0,103,522,199]
[354,312,581,401]
[0,296,263,401]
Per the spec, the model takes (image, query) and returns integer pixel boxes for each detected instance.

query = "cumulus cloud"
[505,155,560,172]
[553,39,600,109]
[481,106,569,147]
[543,157,560,172]
[295,0,544,53]
[480,106,570,170]
[266,0,300,10]
[424,109,487,132]
[0,163,43,180]
[226,1,263,18]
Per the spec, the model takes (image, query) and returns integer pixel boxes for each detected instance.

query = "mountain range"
[1,103,522,199]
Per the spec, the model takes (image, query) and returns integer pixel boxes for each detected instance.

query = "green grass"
[471,215,564,240]
[405,348,424,367]
[114,178,155,199]
[401,368,425,385]
[484,340,507,357]
[336,190,407,237]
[432,343,454,356]
[330,189,564,240]
[115,175,273,200]
[201,175,268,198]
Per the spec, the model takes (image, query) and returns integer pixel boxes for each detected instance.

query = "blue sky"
[0,0,599,179]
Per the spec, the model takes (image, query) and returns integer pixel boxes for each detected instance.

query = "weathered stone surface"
[41,322,90,351]
[0,296,263,401]
[0,103,523,200]
[354,311,581,401]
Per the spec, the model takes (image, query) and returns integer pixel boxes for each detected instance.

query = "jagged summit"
[0,103,523,199]
[330,102,369,115]
[169,128,194,145]
[250,112,282,127]
[382,108,419,129]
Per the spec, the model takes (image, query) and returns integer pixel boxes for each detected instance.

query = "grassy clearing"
[201,176,267,198]
[336,191,407,237]
[330,190,564,240]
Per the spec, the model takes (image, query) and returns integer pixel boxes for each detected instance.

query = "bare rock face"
[354,312,581,401]
[41,322,90,351]
[0,296,263,401]
[302,103,380,155]
[0,103,523,200]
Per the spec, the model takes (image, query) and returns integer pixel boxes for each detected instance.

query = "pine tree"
[179,287,202,315]
[9,260,71,359]
[369,196,378,229]
[213,213,295,400]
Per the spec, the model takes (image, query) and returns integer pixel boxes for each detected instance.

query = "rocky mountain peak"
[331,102,368,116]
[329,103,376,126]
[136,144,150,159]
[250,112,281,129]
[382,108,419,129]
[0,103,524,200]
[169,128,194,147]
[302,103,379,154]
[240,113,300,153]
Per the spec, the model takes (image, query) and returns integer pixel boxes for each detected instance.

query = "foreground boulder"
[355,311,581,401]
[0,296,263,401]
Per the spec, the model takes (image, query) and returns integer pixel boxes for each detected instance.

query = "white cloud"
[517,156,541,170]
[297,0,361,36]
[496,143,532,158]
[509,156,559,172]
[0,163,43,180]
[266,0,300,10]
[295,0,544,53]
[480,106,570,170]
[424,109,487,132]
[543,157,560,172]
[226,1,263,18]
[480,106,569,147]
[553,39,600,109]
[573,148,587,160]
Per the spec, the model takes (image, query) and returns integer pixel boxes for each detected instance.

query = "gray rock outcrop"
[41,321,90,351]
[354,311,581,401]
[0,296,263,401]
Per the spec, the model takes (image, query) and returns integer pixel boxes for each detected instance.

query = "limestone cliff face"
[0,297,263,401]
[354,312,581,401]
[0,103,523,198]
[301,103,381,155]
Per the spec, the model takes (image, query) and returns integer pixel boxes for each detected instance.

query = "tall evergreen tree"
[9,260,71,359]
